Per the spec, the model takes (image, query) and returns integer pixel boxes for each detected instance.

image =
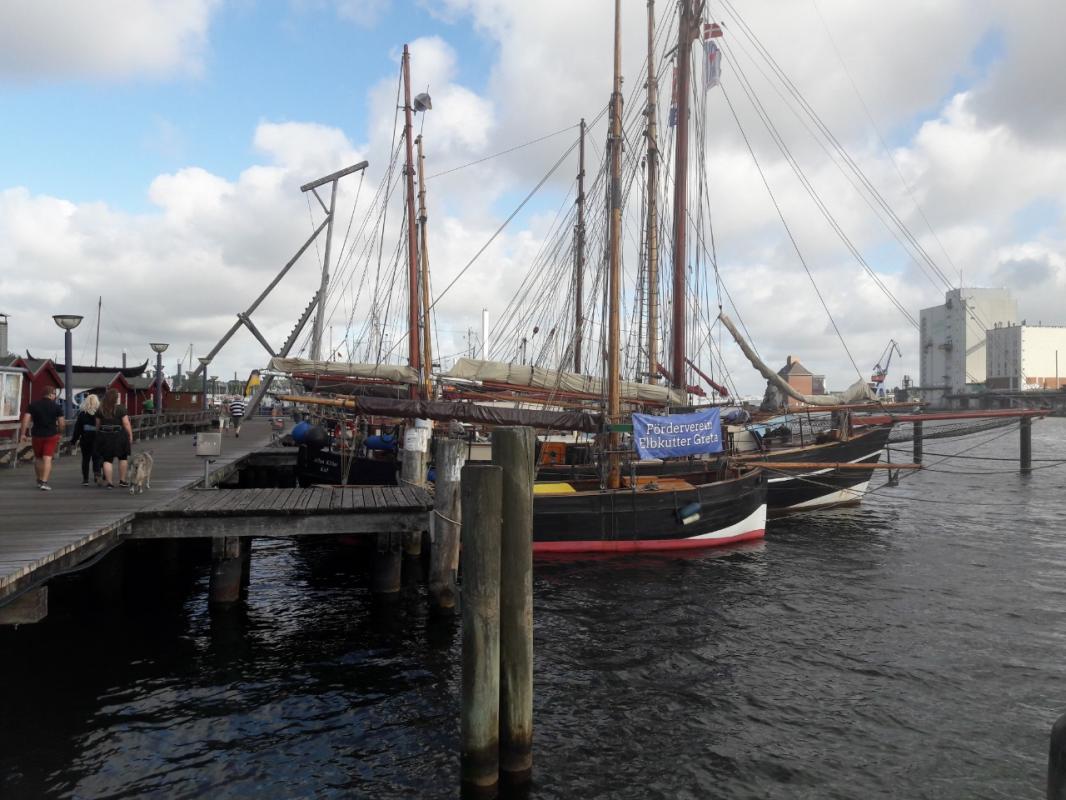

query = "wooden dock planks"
[0,419,276,603]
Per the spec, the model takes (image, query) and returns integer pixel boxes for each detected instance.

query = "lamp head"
[149,342,169,354]
[53,314,83,331]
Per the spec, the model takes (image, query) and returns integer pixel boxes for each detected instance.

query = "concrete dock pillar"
[1021,416,1033,474]
[460,464,503,795]
[492,427,535,784]
[429,439,466,614]
[209,537,245,606]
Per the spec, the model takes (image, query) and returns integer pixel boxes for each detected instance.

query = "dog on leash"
[128,451,155,494]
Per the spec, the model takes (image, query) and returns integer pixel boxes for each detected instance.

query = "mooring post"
[912,420,923,464]
[372,531,403,595]
[430,438,466,613]
[1021,415,1033,474]
[492,427,535,784]
[1049,711,1066,800]
[460,464,503,794]
[209,537,245,606]
[401,421,430,558]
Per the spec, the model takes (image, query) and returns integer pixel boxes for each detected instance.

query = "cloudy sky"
[1,0,1064,397]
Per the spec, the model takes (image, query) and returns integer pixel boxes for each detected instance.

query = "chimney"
[786,355,795,367]
[0,313,8,358]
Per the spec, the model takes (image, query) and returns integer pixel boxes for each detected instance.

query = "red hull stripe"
[532,528,765,554]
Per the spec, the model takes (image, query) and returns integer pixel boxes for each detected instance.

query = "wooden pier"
[0,418,430,622]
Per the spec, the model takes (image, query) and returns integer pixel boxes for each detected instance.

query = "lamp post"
[53,315,83,419]
[198,356,211,412]
[149,342,168,415]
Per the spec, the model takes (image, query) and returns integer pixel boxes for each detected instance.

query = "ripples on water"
[2,420,1064,799]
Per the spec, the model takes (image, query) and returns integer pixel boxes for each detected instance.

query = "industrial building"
[986,323,1066,390]
[919,288,1018,392]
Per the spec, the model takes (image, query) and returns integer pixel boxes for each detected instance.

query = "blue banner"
[632,409,723,459]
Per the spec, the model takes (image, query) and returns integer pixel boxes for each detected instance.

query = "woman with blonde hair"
[94,387,134,488]
[70,393,103,486]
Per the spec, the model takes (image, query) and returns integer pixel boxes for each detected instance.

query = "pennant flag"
[704,41,722,90]
[703,22,723,39]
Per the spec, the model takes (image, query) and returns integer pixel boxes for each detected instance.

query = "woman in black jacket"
[70,394,103,486]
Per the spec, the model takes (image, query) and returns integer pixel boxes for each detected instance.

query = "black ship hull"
[532,468,767,553]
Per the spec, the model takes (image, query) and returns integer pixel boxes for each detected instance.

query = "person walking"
[70,394,103,486]
[18,385,65,491]
[94,387,134,488]
[228,396,247,438]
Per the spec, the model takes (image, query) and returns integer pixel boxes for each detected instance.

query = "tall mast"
[416,133,433,401]
[606,0,624,490]
[401,44,421,396]
[94,295,101,367]
[645,0,659,384]
[670,0,701,391]
[573,118,586,374]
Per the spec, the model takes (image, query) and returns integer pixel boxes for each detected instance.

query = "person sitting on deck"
[142,396,155,414]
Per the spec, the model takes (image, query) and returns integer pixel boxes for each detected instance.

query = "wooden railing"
[129,410,218,442]
[1,412,218,466]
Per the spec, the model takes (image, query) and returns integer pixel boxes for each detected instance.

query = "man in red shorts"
[18,385,66,491]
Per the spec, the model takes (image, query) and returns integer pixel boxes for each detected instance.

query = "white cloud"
[0,1,218,81]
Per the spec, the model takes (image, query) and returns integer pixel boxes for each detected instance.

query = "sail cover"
[269,357,418,385]
[444,358,686,405]
[718,314,877,407]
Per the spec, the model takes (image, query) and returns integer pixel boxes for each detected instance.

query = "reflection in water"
[1,420,1064,799]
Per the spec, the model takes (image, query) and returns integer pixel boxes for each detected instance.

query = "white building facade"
[986,324,1066,390]
[919,288,1018,391]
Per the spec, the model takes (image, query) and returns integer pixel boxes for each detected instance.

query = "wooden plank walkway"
[133,485,430,539]
[0,419,275,603]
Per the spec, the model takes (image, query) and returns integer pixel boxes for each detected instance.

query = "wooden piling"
[492,427,535,783]
[912,420,923,464]
[1050,711,1066,800]
[460,464,503,794]
[209,537,244,605]
[430,438,466,613]
[401,424,429,558]
[1021,416,1033,474]
[372,531,403,595]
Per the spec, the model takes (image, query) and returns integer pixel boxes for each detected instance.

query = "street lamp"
[53,315,83,419]
[198,356,211,412]
[149,342,168,414]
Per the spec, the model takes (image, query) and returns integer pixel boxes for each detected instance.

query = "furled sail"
[718,314,877,408]
[444,358,686,405]
[269,357,418,385]
[281,394,602,432]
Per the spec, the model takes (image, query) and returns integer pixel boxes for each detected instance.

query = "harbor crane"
[870,339,902,397]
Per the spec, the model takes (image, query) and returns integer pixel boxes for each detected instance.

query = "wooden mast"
[573,118,586,375]
[416,134,433,401]
[606,0,624,490]
[645,0,659,384]
[670,1,701,391]
[401,44,421,399]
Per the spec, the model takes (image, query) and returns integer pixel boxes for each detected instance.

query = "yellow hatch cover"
[533,482,577,495]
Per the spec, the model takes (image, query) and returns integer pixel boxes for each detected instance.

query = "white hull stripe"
[782,480,871,510]
[767,450,883,483]
[690,504,767,540]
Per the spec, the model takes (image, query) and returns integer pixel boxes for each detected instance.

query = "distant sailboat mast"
[606,0,625,490]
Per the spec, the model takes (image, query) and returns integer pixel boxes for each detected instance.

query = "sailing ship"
[268,6,769,553]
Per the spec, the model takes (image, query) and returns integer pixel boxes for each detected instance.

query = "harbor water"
[2,418,1064,799]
